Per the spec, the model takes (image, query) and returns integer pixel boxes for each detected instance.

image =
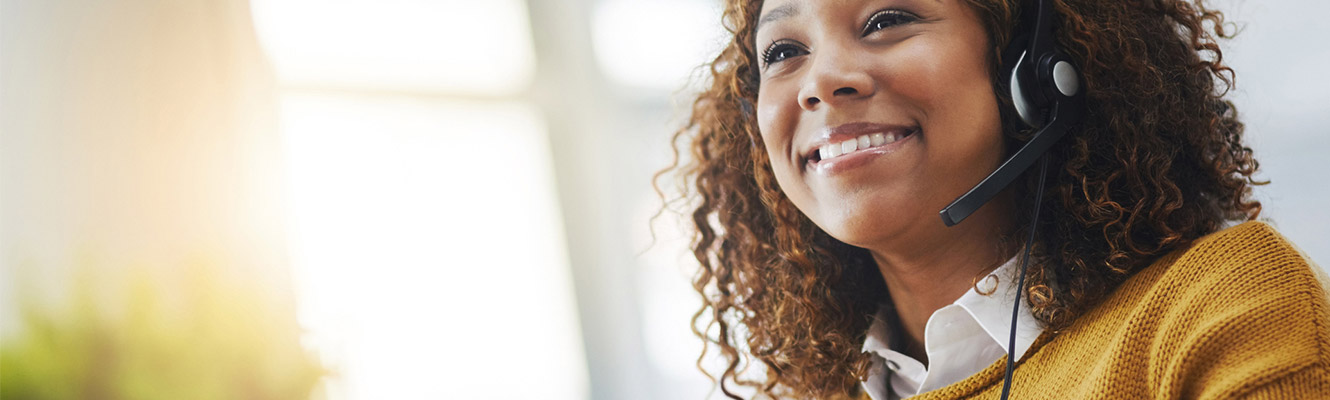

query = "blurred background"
[0,0,1325,399]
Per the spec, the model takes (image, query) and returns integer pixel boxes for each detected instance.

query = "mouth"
[805,126,919,167]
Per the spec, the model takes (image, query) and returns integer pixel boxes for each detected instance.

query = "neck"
[868,197,1016,366]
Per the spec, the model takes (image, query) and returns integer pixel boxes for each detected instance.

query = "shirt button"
[886,360,900,371]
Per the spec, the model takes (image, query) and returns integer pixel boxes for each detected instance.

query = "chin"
[810,191,932,250]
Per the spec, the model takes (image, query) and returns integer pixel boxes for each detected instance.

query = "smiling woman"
[665,0,1330,399]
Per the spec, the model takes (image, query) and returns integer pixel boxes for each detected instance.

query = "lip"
[803,122,919,173]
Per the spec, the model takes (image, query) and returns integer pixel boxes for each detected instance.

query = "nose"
[797,49,876,111]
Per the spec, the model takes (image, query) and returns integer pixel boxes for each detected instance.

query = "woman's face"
[753,0,1006,250]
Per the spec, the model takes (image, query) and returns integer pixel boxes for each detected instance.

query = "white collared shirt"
[860,257,1045,399]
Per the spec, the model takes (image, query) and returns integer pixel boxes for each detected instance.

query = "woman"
[666,0,1330,398]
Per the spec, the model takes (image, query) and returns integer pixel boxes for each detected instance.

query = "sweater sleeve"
[1236,363,1330,399]
[1182,286,1330,400]
[1166,223,1330,400]
[1231,257,1330,399]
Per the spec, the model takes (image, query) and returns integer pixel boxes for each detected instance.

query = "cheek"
[893,40,995,120]
[755,88,819,209]
[756,92,799,173]
[755,82,798,147]
[755,99,781,146]
[896,40,1002,154]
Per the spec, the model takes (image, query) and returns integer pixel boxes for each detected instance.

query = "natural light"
[251,1,588,398]
[251,0,535,94]
[279,93,587,399]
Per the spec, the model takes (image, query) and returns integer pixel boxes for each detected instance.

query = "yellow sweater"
[902,221,1330,399]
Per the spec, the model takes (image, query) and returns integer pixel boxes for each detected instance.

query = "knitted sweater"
[892,221,1330,399]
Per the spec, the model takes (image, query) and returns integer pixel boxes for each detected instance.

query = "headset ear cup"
[1002,34,1039,127]
[1009,51,1039,127]
[1002,34,1031,71]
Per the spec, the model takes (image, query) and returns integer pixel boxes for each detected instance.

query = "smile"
[816,132,904,162]
[805,125,919,172]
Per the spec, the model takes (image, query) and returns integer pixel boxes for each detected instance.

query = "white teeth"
[841,139,857,154]
[816,132,906,162]
[827,143,843,158]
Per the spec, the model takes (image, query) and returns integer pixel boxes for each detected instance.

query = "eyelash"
[862,9,920,36]
[761,40,805,67]
[760,9,920,68]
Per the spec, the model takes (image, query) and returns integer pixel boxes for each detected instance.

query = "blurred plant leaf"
[1,260,326,400]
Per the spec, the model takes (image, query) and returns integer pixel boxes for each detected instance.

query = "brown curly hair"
[660,0,1263,397]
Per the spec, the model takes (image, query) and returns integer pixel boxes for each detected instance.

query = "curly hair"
[660,0,1263,397]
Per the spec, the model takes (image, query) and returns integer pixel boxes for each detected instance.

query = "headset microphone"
[933,0,1085,399]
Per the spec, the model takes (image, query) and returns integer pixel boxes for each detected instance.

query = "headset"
[935,0,1086,398]
[940,0,1084,228]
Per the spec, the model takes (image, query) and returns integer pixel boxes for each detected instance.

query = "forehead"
[756,1,801,32]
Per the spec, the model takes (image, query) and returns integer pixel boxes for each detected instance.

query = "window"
[251,1,588,398]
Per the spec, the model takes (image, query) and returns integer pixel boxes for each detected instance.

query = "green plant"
[1,260,326,400]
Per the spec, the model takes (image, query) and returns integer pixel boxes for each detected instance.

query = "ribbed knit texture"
[870,221,1330,399]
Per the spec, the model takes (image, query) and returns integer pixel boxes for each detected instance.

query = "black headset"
[934,0,1085,398]
[939,0,1085,227]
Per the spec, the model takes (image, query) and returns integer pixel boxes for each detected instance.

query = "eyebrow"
[756,3,800,32]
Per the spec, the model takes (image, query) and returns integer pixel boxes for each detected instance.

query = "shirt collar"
[953,255,1044,361]
[860,255,1045,398]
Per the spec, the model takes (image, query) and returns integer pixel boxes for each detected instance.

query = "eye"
[761,40,808,67]
[862,9,920,36]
